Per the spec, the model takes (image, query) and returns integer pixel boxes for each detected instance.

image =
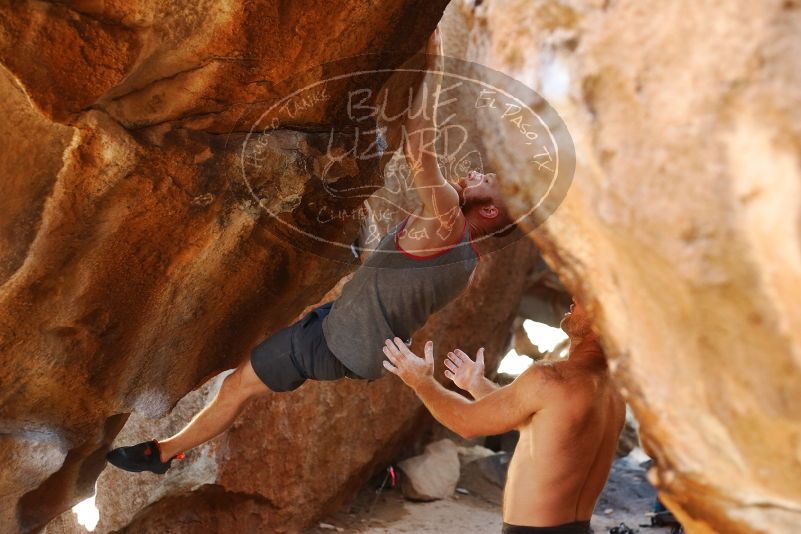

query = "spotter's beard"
[561,314,592,339]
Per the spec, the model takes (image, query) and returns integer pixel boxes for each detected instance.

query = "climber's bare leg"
[156,358,268,462]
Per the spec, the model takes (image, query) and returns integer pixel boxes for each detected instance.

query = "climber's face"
[456,171,513,233]
[560,300,593,339]
[457,170,499,205]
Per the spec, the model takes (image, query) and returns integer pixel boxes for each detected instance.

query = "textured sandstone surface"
[0,0,444,129]
[0,1,452,532]
[454,1,801,532]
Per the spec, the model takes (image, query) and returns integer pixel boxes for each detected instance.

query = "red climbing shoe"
[105,441,182,474]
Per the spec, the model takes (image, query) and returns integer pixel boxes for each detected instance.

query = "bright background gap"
[497,320,568,376]
[72,493,99,531]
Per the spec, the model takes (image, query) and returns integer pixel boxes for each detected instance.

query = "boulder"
[457,453,507,507]
[472,452,511,489]
[399,439,461,502]
[0,1,454,532]
[453,0,801,532]
[456,444,496,467]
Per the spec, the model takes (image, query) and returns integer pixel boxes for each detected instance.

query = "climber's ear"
[479,204,499,220]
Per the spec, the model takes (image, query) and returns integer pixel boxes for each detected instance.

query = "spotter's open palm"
[383,338,434,390]
[444,348,486,392]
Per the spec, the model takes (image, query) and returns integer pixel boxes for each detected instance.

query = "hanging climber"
[106,28,517,474]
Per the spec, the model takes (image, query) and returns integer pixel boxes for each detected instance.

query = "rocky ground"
[306,447,675,534]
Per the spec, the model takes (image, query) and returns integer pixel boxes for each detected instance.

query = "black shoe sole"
[106,451,170,475]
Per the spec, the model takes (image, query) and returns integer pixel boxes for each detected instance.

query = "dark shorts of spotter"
[250,302,360,392]
[502,521,592,534]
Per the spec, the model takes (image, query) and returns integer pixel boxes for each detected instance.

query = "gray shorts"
[250,302,360,392]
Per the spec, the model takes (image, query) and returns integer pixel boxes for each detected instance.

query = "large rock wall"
[0,1,452,532]
[455,1,801,532]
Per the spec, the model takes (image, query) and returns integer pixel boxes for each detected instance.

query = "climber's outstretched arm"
[402,28,461,221]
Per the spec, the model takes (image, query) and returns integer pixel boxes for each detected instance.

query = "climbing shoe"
[105,440,183,474]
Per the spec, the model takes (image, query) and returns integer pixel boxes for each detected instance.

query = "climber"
[383,299,626,534]
[106,27,517,475]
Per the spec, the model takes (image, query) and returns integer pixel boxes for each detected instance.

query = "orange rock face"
[0,1,457,532]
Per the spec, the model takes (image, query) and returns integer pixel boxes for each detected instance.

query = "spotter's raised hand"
[383,338,435,390]
[444,348,486,392]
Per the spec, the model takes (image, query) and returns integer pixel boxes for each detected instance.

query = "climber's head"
[455,170,516,237]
